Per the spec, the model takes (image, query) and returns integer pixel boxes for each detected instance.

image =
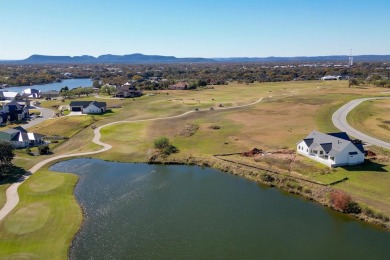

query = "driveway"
[23,106,54,129]
[332,97,390,150]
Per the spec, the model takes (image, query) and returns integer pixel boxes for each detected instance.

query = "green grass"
[0,184,10,209]
[0,167,82,259]
[347,99,390,142]
[2,80,390,258]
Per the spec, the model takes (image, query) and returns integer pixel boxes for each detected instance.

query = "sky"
[1,0,390,59]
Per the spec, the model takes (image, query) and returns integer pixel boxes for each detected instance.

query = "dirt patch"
[242,148,263,157]
[177,124,199,137]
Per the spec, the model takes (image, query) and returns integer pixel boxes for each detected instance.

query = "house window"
[320,151,323,155]
[330,157,334,161]
[298,145,301,150]
[325,155,328,159]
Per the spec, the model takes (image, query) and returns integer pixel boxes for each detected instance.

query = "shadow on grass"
[339,160,388,172]
[0,165,28,185]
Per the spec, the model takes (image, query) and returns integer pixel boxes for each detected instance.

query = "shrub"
[260,173,275,183]
[285,180,299,190]
[345,201,362,214]
[329,190,361,213]
[153,137,178,155]
[38,144,50,155]
[154,137,170,150]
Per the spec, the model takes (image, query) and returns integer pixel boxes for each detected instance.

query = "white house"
[0,91,22,100]
[22,88,42,98]
[0,126,45,148]
[69,101,107,114]
[297,130,365,167]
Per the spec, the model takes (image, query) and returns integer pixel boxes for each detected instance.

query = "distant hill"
[8,53,215,64]
[2,54,390,64]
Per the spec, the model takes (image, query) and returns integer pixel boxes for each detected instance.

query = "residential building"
[114,86,143,98]
[41,90,60,99]
[297,130,365,167]
[1,100,29,121]
[22,88,42,98]
[69,101,107,114]
[0,91,22,100]
[0,126,45,148]
[168,81,189,90]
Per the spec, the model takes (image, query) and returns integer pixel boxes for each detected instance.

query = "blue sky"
[1,0,389,59]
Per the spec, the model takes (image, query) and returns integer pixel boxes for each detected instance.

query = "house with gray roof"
[1,100,29,122]
[0,126,45,148]
[297,130,365,167]
[69,101,107,114]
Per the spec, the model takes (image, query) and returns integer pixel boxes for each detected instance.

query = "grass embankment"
[0,184,10,209]
[0,167,82,259]
[92,82,390,216]
[1,80,390,258]
[347,99,390,143]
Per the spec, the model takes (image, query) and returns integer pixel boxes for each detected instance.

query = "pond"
[50,158,390,259]
[1,78,92,93]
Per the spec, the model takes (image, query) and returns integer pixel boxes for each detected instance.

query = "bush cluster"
[38,144,50,155]
[260,173,275,183]
[329,190,361,214]
[153,137,178,155]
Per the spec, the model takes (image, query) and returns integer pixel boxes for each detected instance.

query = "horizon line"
[2,53,390,61]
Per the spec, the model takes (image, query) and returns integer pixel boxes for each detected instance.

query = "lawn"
[347,98,390,143]
[1,80,390,258]
[92,81,390,215]
[0,167,82,259]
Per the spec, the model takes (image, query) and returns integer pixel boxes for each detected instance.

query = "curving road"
[23,107,54,129]
[332,97,390,150]
[0,97,264,221]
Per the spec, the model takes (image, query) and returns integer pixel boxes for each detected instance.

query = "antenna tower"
[348,49,354,67]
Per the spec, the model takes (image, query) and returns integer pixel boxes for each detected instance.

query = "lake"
[50,158,390,260]
[1,78,92,93]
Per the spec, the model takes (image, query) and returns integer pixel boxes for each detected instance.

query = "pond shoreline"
[50,157,390,258]
[147,154,390,231]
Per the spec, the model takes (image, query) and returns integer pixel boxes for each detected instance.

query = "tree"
[93,80,101,88]
[38,144,50,155]
[99,85,116,96]
[197,79,208,87]
[0,140,14,174]
[132,75,143,82]
[153,137,178,155]
[60,86,69,93]
[348,78,359,87]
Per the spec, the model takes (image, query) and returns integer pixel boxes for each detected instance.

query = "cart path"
[332,97,390,150]
[0,97,264,221]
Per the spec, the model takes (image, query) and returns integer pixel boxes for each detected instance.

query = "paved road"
[23,106,54,129]
[0,97,264,221]
[332,97,390,150]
